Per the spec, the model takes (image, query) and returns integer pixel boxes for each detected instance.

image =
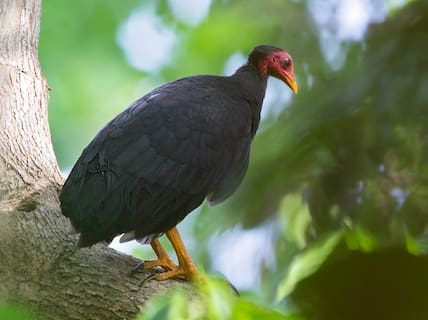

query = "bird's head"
[248,45,298,93]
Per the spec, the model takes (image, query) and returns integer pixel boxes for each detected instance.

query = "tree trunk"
[0,1,187,319]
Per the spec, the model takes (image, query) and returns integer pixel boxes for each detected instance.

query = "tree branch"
[0,1,190,319]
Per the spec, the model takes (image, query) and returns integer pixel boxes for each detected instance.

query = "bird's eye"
[282,58,291,69]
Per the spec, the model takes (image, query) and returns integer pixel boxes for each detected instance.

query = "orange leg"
[139,227,197,281]
[143,238,177,271]
[136,227,198,281]
[154,227,198,281]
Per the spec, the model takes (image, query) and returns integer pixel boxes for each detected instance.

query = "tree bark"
[0,1,188,319]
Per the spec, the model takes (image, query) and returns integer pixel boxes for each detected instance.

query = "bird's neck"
[232,64,267,106]
[231,64,267,137]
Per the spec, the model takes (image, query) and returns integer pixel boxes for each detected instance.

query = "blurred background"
[39,0,428,318]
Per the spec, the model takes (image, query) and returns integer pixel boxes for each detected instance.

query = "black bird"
[60,45,298,280]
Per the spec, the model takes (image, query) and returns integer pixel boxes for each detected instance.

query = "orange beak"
[284,72,298,94]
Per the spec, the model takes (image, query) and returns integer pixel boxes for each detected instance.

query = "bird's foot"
[143,257,177,271]
[149,227,199,281]
[130,259,198,281]
[130,257,176,277]
[131,228,199,281]
[153,263,198,281]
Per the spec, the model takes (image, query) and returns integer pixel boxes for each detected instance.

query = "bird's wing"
[207,149,250,206]
[95,82,253,196]
[60,84,250,242]
[99,93,225,192]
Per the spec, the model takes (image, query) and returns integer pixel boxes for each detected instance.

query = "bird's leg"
[154,226,198,281]
[132,228,198,281]
[130,239,177,276]
[143,238,177,271]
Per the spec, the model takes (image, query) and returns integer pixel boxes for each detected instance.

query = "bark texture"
[0,1,189,319]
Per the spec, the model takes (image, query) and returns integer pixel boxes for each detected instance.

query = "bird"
[59,45,298,281]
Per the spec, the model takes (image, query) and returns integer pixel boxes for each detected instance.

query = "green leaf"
[233,300,298,320]
[279,193,312,249]
[276,232,342,302]
[344,228,378,252]
[0,302,34,320]
[137,274,293,320]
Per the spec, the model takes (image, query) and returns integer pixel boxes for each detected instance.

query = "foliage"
[0,302,34,320]
[289,244,428,320]
[137,275,297,320]
[276,231,342,301]
[40,0,141,167]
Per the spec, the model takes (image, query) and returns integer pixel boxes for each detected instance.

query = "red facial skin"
[259,51,298,93]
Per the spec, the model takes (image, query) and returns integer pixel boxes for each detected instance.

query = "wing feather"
[60,77,254,246]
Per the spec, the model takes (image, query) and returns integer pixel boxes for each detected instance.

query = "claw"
[140,272,159,287]
[129,261,145,277]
